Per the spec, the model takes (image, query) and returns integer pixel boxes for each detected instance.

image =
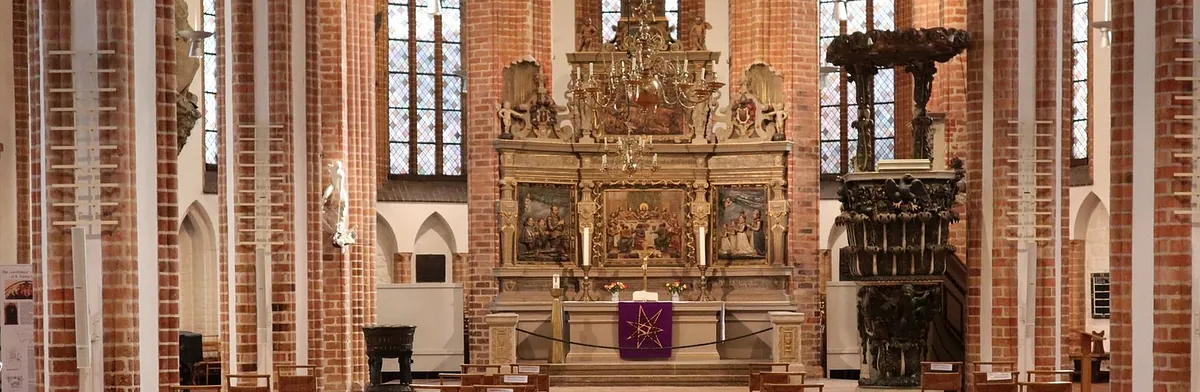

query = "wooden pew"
[410,384,462,392]
[1017,381,1072,392]
[507,364,550,392]
[460,385,536,392]
[167,385,222,392]
[462,364,503,375]
[920,361,963,392]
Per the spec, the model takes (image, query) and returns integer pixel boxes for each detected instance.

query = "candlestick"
[697,264,712,302]
[589,62,594,75]
[579,265,596,301]
[552,274,560,289]
[582,227,591,267]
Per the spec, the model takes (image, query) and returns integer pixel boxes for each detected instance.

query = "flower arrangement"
[603,281,627,293]
[665,280,688,294]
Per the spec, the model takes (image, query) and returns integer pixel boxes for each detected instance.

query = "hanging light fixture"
[1091,0,1112,48]
[567,0,724,177]
[179,29,214,58]
[835,0,848,22]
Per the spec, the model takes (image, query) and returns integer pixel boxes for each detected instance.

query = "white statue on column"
[322,160,357,249]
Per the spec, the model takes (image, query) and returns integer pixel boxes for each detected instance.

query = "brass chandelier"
[567,0,724,176]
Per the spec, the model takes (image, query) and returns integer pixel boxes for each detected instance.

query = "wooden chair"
[461,385,536,392]
[974,362,1017,372]
[921,361,963,392]
[274,364,319,392]
[748,362,792,392]
[1018,381,1072,392]
[1025,370,1073,382]
[462,364,503,374]
[762,383,824,392]
[227,374,271,392]
[972,371,1019,392]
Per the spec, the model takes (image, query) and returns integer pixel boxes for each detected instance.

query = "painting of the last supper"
[602,189,687,262]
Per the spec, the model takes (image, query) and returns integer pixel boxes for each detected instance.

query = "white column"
[704,0,730,102]
[1130,0,1154,388]
[1190,0,1200,388]
[550,0,573,101]
[252,0,273,373]
[1015,0,1037,374]
[132,2,160,389]
[222,0,239,371]
[0,0,16,265]
[292,0,309,366]
[1052,0,1064,367]
[980,0,996,362]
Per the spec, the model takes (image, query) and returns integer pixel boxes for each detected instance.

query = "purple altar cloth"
[617,301,673,359]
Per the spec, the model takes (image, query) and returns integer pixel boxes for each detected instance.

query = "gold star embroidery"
[624,305,665,348]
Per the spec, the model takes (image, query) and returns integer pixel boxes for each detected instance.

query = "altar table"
[563,301,724,362]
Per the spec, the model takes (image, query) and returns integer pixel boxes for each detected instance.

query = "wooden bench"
[920,361,963,392]
[1018,381,1072,392]
[748,362,793,392]
[505,365,550,392]
[762,383,824,392]
[972,371,1019,392]
[457,374,498,387]
[410,384,462,392]
[1025,370,1073,382]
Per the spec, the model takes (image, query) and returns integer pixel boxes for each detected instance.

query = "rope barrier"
[514,326,774,351]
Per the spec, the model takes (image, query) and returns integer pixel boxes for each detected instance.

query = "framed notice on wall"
[0,264,33,392]
[1091,272,1110,319]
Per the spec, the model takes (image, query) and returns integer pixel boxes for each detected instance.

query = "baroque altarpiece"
[490,8,798,361]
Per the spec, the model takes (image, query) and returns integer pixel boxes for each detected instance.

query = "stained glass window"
[1071,0,1089,161]
[818,0,896,175]
[202,0,218,166]
[388,0,463,176]
[602,0,681,43]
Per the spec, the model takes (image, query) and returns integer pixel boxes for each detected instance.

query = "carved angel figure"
[687,18,712,50]
[322,161,357,249]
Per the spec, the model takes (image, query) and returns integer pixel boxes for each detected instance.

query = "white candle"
[552,274,560,289]
[582,227,591,266]
[699,67,706,80]
[683,58,689,74]
[698,227,707,266]
[589,62,595,75]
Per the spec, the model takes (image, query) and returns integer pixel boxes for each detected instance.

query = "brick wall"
[1068,239,1086,355]
[464,0,550,365]
[728,0,823,372]
[268,0,298,370]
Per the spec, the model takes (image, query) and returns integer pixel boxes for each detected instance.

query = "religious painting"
[597,99,692,137]
[716,187,768,260]
[602,189,687,262]
[517,184,575,263]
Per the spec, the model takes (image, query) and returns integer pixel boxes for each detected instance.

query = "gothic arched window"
[601,0,680,42]
[202,0,218,168]
[1071,0,1090,164]
[818,0,896,175]
[387,0,464,177]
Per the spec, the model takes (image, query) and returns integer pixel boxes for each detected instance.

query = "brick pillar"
[395,252,412,284]
[312,1,378,388]
[939,0,967,255]
[1068,239,1086,356]
[1032,0,1074,369]
[154,1,182,388]
[464,0,550,365]
[216,0,260,374]
[303,0,326,375]
[1109,0,1194,388]
[13,0,30,266]
[728,0,822,373]
[268,0,298,369]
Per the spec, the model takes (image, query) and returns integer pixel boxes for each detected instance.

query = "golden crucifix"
[634,249,659,292]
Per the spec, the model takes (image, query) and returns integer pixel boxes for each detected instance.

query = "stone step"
[543,361,763,376]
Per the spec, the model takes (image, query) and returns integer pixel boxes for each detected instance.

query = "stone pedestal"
[767,311,806,372]
[563,301,724,362]
[486,313,520,365]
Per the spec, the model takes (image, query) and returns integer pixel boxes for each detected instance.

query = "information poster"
[0,265,34,392]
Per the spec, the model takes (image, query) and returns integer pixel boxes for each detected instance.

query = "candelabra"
[600,135,659,176]
[696,264,713,302]
[578,265,597,302]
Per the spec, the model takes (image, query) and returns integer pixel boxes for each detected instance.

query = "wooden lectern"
[1079,331,1105,392]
